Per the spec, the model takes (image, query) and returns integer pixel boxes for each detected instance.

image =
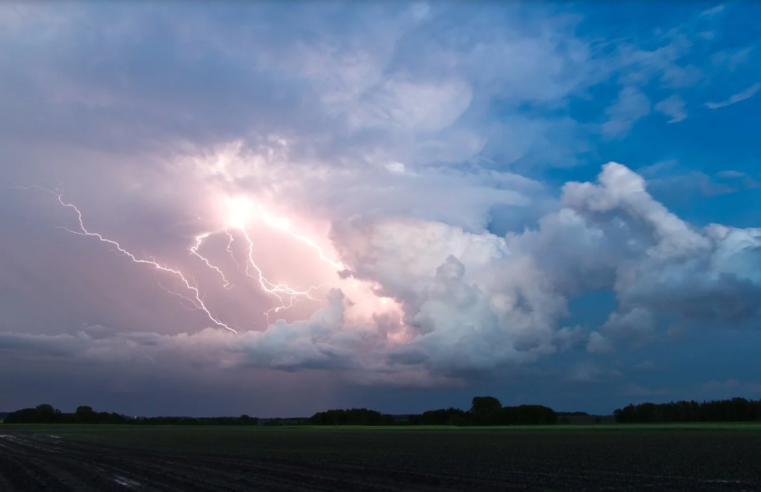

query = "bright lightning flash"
[258,208,345,271]
[226,196,254,229]
[219,196,407,329]
[221,196,334,318]
[23,187,359,332]
[24,186,238,334]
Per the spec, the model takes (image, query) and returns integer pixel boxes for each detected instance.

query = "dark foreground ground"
[1,425,760,491]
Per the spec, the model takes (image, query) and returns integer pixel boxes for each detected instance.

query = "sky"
[1,1,760,418]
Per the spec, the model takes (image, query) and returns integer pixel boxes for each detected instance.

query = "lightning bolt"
[257,207,345,271]
[220,197,340,317]
[20,186,238,334]
[190,233,233,290]
[238,228,328,315]
[18,185,355,330]
[224,229,240,269]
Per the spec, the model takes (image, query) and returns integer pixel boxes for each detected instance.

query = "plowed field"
[1,426,760,491]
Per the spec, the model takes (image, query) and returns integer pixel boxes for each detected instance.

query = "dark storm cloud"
[0,2,760,415]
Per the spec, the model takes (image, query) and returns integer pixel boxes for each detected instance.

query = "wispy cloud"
[655,95,687,123]
[633,360,657,371]
[622,383,668,397]
[601,86,651,137]
[700,5,725,17]
[706,82,760,109]
[699,379,761,396]
[717,170,746,179]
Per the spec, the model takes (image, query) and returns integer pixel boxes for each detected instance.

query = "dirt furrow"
[1,428,760,492]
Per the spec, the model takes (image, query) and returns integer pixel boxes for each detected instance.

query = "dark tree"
[237,414,259,426]
[496,405,558,425]
[470,396,502,425]
[471,396,502,416]
[4,404,63,424]
[408,408,467,425]
[3,404,263,426]
[35,404,57,423]
[75,406,98,424]
[614,398,761,423]
[403,398,557,427]
[309,408,396,426]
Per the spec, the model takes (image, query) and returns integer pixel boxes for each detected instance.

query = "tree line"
[3,404,258,426]
[12,396,759,426]
[308,408,396,426]
[614,398,761,423]
[5,397,558,427]
[309,396,558,426]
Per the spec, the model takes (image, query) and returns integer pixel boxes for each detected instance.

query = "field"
[1,424,760,491]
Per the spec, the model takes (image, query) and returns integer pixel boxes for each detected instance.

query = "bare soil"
[0,426,760,491]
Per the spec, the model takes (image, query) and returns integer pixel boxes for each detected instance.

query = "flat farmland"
[1,425,760,491]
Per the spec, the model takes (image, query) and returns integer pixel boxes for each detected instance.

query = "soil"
[0,427,760,491]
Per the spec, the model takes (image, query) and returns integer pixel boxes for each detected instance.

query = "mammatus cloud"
[2,163,759,386]
[706,82,760,109]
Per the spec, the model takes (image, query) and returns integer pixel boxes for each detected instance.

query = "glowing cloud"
[21,185,393,336]
[225,196,254,229]
[20,186,239,334]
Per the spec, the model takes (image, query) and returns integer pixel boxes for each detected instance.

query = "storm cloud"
[1,2,760,416]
